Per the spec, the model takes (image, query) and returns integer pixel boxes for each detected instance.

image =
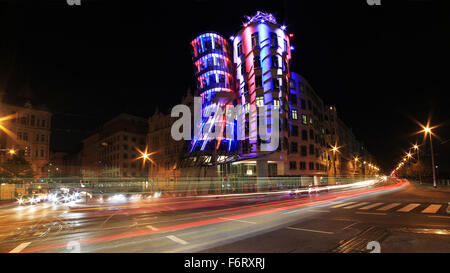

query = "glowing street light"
[413,144,422,184]
[9,149,15,155]
[422,125,437,188]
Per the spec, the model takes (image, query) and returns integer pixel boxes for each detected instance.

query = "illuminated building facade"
[232,11,292,157]
[190,32,238,154]
[176,11,377,180]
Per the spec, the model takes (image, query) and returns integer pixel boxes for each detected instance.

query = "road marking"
[343,202,369,209]
[355,212,387,216]
[397,203,420,212]
[359,202,384,210]
[331,202,356,208]
[146,225,159,231]
[376,203,401,211]
[9,242,31,253]
[101,213,116,227]
[286,227,334,234]
[166,235,188,245]
[428,215,450,219]
[342,222,358,230]
[219,217,256,224]
[422,204,442,214]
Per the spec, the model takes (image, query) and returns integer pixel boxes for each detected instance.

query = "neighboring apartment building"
[147,91,194,178]
[0,92,52,178]
[80,113,148,181]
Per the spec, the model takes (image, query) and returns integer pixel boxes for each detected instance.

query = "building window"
[251,32,259,48]
[300,162,306,170]
[270,33,278,47]
[289,79,295,89]
[301,99,306,109]
[309,162,314,170]
[291,110,298,120]
[310,129,314,139]
[237,41,243,56]
[255,75,262,88]
[40,149,44,157]
[271,55,279,68]
[291,125,299,137]
[41,119,46,127]
[289,161,297,170]
[244,103,250,114]
[17,132,22,140]
[23,133,28,141]
[273,99,280,110]
[302,130,308,140]
[310,116,313,124]
[301,145,307,156]
[302,114,307,125]
[30,115,35,126]
[309,144,315,155]
[272,78,280,90]
[254,56,261,68]
[291,142,298,153]
[240,63,246,76]
[290,94,297,105]
[41,135,45,142]
[256,96,264,107]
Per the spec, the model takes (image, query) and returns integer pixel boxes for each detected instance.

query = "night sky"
[0,0,449,173]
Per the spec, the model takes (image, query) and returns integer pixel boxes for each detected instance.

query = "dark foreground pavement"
[0,179,448,253]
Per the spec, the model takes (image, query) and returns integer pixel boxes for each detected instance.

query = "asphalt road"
[0,179,448,253]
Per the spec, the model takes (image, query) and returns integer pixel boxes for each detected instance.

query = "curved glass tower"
[190,32,237,153]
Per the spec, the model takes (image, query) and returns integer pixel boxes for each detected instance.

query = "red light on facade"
[289,33,294,38]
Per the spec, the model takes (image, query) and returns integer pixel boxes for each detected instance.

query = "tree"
[0,155,34,179]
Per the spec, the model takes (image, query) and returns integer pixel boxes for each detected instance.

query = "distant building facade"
[80,113,148,181]
[0,92,52,178]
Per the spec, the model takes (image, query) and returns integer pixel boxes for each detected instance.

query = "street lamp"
[413,144,422,184]
[330,145,339,177]
[423,126,437,188]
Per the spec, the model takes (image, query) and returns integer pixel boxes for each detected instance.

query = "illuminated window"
[273,99,280,109]
[251,32,259,48]
[256,96,264,107]
[302,114,307,125]
[244,103,250,113]
[291,110,298,120]
[309,116,313,124]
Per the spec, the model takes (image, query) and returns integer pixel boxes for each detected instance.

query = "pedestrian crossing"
[326,201,448,215]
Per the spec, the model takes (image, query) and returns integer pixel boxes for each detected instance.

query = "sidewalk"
[410,180,450,193]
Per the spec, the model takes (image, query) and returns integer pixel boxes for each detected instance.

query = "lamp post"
[424,127,437,188]
[331,146,339,177]
[413,144,422,184]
